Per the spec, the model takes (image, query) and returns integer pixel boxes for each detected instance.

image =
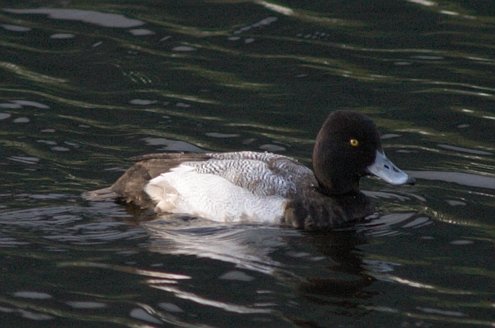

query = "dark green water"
[1,1,494,327]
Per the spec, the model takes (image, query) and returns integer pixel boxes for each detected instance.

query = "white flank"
[144,165,287,224]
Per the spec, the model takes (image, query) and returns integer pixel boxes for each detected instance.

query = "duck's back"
[190,151,315,197]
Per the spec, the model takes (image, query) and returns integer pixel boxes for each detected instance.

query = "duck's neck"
[312,141,360,196]
[313,167,360,196]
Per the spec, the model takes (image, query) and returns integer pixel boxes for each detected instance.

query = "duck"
[84,110,415,230]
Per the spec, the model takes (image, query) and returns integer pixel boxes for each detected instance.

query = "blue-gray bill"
[367,150,416,185]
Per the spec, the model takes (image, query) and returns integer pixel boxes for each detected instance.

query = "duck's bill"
[367,150,415,185]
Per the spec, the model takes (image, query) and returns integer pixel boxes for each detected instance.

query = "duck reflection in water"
[141,217,384,319]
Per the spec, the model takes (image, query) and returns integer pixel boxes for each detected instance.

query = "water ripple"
[0,203,146,247]
[410,170,495,190]
[4,8,145,28]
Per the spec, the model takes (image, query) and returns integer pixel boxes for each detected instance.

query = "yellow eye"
[349,138,359,147]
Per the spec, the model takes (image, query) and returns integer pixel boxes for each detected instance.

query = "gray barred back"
[180,151,316,198]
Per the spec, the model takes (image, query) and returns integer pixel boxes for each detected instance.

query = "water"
[0,1,494,327]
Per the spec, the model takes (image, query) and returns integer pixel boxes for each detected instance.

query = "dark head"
[312,111,414,195]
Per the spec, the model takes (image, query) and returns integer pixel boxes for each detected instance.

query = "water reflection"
[0,190,488,327]
[4,8,145,28]
[142,217,378,319]
[410,170,495,190]
[437,143,493,156]
[144,212,428,282]
[1,24,32,32]
[144,220,288,275]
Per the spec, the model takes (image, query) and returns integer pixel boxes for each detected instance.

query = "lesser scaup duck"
[85,111,415,230]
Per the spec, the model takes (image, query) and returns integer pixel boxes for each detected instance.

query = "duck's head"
[312,110,415,195]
